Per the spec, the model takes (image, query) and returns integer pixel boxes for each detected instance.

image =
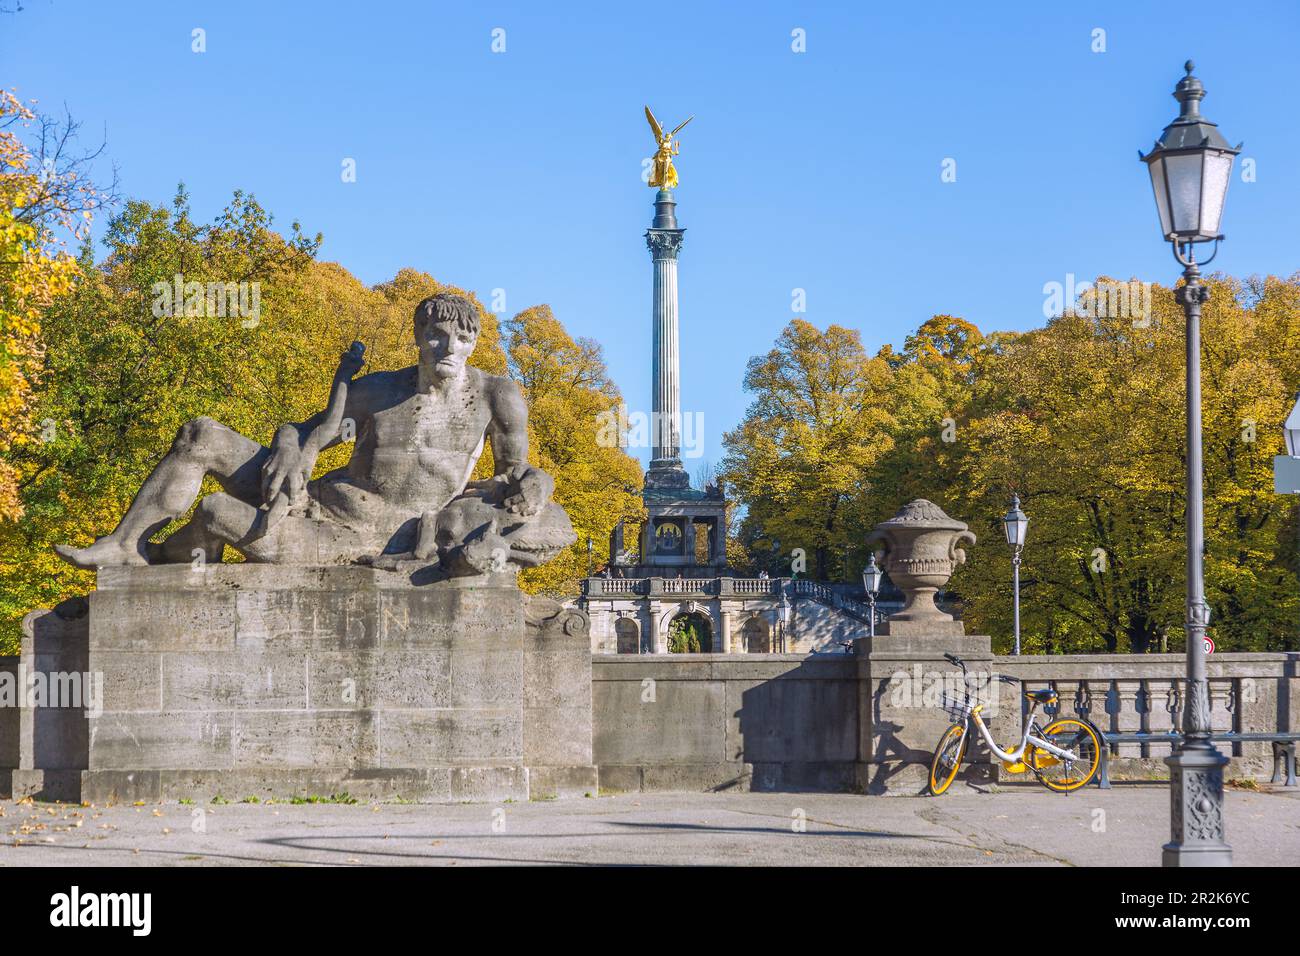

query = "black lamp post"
[1001,496,1028,655]
[777,590,791,653]
[1140,60,1238,868]
[861,552,882,639]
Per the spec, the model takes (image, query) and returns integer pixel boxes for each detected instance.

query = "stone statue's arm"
[486,377,529,474]
[297,342,365,474]
[261,347,370,508]
[487,378,552,517]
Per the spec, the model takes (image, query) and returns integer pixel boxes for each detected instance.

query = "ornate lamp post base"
[1163,737,1232,867]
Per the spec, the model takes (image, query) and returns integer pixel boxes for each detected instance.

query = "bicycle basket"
[939,691,973,722]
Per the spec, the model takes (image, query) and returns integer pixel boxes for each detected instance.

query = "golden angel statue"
[645,106,693,190]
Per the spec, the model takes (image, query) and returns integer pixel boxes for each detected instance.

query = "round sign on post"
[1204,636,1216,655]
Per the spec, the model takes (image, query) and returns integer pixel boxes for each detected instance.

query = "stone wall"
[3,573,1296,803]
[591,649,1297,796]
[0,599,91,800]
[592,654,858,793]
[0,657,16,794]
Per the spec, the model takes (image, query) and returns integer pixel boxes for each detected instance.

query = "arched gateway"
[668,610,713,653]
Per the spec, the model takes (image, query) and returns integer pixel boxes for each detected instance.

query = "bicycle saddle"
[1024,689,1058,704]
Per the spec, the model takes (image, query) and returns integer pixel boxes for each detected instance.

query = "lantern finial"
[1174,61,1205,119]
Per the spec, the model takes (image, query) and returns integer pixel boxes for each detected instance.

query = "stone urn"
[867,499,975,636]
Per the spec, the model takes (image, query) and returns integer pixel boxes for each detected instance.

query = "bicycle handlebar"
[941,653,1020,691]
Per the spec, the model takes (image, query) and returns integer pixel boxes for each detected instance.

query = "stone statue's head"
[414,293,479,381]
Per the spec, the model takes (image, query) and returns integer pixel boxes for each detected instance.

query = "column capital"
[646,228,685,260]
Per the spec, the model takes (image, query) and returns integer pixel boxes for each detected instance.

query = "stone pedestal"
[859,499,990,794]
[79,565,596,804]
[859,633,996,794]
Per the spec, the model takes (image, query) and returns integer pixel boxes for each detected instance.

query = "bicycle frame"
[962,702,1083,767]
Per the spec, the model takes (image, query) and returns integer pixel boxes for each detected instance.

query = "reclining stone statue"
[55,293,575,576]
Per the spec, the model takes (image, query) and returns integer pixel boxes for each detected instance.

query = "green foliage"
[721,319,893,581]
[1,187,322,651]
[668,613,710,653]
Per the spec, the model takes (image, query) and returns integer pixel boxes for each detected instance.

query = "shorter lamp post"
[586,536,593,577]
[778,590,791,653]
[1002,496,1029,655]
[861,552,882,639]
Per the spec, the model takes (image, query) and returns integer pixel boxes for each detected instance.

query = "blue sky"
[4,1,1298,469]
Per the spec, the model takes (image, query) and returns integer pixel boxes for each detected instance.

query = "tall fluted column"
[645,189,689,490]
[651,256,680,460]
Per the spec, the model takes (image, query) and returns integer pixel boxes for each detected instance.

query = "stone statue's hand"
[503,464,551,518]
[262,427,304,507]
[335,341,365,381]
[357,552,407,572]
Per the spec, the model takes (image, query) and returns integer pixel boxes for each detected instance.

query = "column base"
[1161,843,1234,867]
[1161,741,1232,867]
[645,459,690,490]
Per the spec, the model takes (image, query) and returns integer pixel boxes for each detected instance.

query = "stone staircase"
[790,579,882,627]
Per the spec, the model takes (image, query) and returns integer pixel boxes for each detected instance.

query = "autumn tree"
[503,305,642,596]
[0,187,321,645]
[721,319,894,580]
[0,91,113,519]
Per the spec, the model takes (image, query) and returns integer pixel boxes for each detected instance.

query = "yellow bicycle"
[929,653,1102,795]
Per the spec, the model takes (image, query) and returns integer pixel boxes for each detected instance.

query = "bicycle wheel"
[929,723,967,795]
[1030,718,1102,792]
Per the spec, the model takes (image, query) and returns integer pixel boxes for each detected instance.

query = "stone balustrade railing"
[725,578,780,595]
[584,576,786,598]
[584,578,881,616]
[595,578,645,594]
[791,579,875,624]
[792,580,833,603]
[658,578,714,595]
[986,653,1298,776]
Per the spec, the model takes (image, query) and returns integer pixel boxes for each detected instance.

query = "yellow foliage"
[0,90,86,519]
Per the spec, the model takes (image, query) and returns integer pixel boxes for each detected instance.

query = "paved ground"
[0,781,1295,866]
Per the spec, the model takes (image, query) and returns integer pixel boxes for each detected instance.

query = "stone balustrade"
[592,578,645,595]
[985,653,1299,780]
[584,576,788,598]
[729,578,779,595]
